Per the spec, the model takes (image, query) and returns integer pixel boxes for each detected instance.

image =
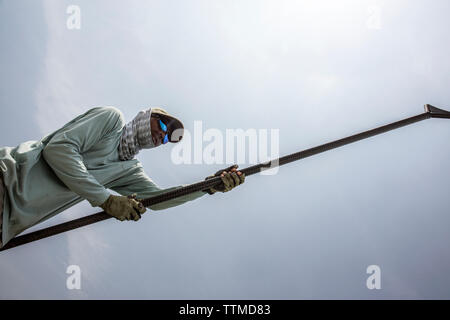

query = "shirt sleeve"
[42,107,123,207]
[110,165,207,211]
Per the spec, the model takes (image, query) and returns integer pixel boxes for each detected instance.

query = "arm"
[42,107,123,207]
[110,165,207,211]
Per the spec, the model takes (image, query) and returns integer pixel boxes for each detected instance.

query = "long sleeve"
[42,107,123,207]
[110,165,207,211]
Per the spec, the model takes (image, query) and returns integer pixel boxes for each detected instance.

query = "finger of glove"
[128,207,141,221]
[221,173,233,186]
[230,172,241,186]
[214,178,225,192]
[123,202,141,221]
[239,173,245,184]
[226,173,237,190]
[216,175,227,192]
[214,164,238,176]
[227,164,239,171]
[128,193,137,200]
[221,174,234,192]
[131,199,146,214]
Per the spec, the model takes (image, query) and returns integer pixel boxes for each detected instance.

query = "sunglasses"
[158,119,169,144]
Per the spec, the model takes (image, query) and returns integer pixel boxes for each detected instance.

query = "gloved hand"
[99,193,146,221]
[204,164,245,195]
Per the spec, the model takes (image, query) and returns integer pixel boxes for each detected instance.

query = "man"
[0,106,244,248]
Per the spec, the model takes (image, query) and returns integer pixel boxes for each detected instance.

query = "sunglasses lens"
[158,119,169,144]
[159,119,167,132]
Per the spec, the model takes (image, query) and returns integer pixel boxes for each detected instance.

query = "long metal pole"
[1,104,448,252]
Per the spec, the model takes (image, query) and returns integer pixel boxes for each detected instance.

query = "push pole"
[1,104,449,252]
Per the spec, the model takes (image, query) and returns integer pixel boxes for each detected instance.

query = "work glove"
[99,193,146,221]
[204,164,245,195]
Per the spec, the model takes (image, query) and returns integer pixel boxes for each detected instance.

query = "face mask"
[118,108,156,161]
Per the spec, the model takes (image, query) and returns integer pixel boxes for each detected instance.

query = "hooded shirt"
[0,106,206,248]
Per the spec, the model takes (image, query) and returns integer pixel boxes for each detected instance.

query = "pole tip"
[424,104,450,119]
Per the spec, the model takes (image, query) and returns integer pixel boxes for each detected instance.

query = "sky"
[0,0,449,299]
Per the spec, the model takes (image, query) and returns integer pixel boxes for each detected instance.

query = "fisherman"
[0,106,245,248]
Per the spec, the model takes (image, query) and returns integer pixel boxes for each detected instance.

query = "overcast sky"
[0,0,449,299]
